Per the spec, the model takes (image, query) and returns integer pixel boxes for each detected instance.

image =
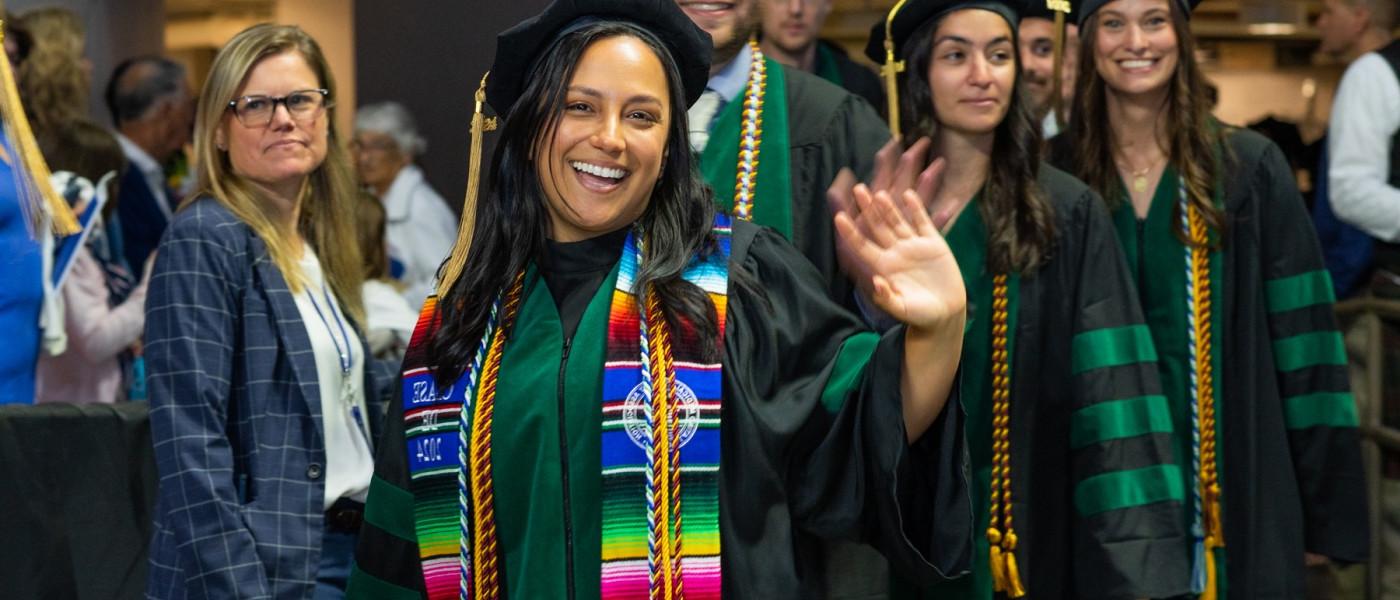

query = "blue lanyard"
[307,280,352,376]
[307,280,372,448]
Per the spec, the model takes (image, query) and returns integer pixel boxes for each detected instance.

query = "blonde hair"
[17,8,87,136]
[192,23,365,324]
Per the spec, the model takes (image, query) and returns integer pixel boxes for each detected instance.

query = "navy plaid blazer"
[145,197,394,599]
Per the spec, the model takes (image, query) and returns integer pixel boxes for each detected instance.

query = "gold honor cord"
[437,72,499,298]
[0,22,77,237]
[986,273,1026,598]
[880,0,911,137]
[1048,0,1072,130]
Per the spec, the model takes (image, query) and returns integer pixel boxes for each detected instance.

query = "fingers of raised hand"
[900,189,937,237]
[862,190,908,247]
[916,156,946,210]
[826,168,858,217]
[891,137,932,198]
[834,211,879,264]
[870,137,902,192]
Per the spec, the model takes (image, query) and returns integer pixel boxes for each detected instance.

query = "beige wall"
[275,0,355,139]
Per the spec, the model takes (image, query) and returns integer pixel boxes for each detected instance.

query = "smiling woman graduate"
[846,0,1190,598]
[1046,0,1369,597]
[345,1,975,598]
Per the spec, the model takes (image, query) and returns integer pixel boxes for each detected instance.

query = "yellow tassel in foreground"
[0,21,77,236]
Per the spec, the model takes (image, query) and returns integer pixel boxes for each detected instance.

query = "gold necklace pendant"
[1133,174,1150,193]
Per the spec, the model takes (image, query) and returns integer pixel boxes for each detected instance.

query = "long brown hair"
[1067,0,1227,246]
[18,8,88,138]
[898,11,1056,275]
[192,24,365,323]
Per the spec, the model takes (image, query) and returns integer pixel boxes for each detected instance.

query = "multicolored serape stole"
[1179,181,1223,600]
[398,216,732,600]
[601,215,730,599]
[399,273,525,600]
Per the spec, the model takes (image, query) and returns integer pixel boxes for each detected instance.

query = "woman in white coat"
[351,101,456,310]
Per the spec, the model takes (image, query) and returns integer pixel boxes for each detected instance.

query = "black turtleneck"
[539,227,629,340]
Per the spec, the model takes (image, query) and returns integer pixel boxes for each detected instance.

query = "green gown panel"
[700,63,891,308]
[347,220,974,599]
[893,166,1191,600]
[1048,126,1369,598]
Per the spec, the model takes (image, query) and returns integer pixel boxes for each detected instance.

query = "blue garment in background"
[1312,142,1375,298]
[0,149,44,404]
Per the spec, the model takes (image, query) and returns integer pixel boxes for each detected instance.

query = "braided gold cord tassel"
[987,274,1026,598]
[1188,204,1223,600]
[467,272,525,599]
[645,285,680,600]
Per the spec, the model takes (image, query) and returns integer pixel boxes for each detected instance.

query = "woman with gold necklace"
[856,0,1189,597]
[1047,0,1368,596]
[347,0,976,597]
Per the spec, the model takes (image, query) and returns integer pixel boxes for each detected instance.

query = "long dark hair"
[898,11,1056,275]
[1067,1,1227,246]
[429,21,723,386]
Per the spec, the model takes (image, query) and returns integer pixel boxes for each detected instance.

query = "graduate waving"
[346,1,973,598]
[847,0,1191,598]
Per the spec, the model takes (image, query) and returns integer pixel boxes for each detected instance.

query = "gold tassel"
[1002,532,1027,598]
[435,72,498,298]
[0,21,77,237]
[1047,0,1072,130]
[1201,547,1218,600]
[1202,495,1224,600]
[988,530,1008,593]
[879,0,910,137]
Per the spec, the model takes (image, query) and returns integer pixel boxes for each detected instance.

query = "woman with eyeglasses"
[1046,0,1368,596]
[145,24,391,600]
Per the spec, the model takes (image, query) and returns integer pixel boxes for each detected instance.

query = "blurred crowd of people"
[0,0,1395,599]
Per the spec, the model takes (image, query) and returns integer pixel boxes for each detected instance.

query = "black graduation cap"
[866,0,1022,66]
[485,0,714,115]
[1077,0,1202,25]
[863,0,1023,137]
[439,0,714,299]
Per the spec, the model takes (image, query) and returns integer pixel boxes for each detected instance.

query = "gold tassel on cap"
[435,72,498,298]
[1047,0,1072,130]
[0,21,77,237]
[879,0,910,137]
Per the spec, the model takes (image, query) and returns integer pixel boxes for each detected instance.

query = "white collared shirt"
[292,245,373,511]
[1328,51,1400,241]
[114,133,172,217]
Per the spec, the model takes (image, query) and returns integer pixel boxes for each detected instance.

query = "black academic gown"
[348,220,973,599]
[1047,128,1369,598]
[885,167,1190,600]
[814,40,886,116]
[776,66,892,308]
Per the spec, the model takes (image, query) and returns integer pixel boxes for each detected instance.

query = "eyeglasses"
[226,88,331,127]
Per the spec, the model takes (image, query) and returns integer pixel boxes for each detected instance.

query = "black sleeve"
[724,224,973,585]
[1060,186,1191,598]
[1249,138,1370,563]
[347,370,428,599]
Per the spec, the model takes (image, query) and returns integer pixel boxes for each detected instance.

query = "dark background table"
[0,402,156,600]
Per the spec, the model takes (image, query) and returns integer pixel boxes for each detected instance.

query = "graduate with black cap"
[346,0,976,597]
[675,0,893,311]
[1045,0,1369,597]
[845,0,1190,598]
[1018,0,1078,137]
